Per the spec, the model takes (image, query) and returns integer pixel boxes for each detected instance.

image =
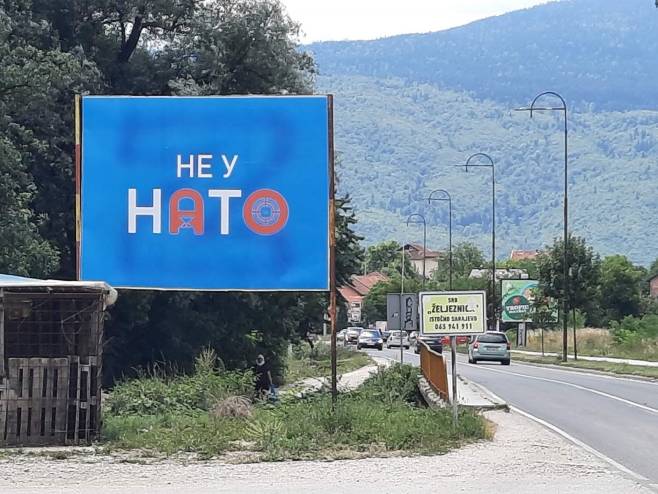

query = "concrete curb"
[462,377,509,411]
[418,375,508,411]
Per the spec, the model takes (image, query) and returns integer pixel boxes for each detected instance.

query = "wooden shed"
[0,275,116,446]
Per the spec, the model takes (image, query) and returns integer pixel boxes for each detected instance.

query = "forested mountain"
[309,0,658,265]
[310,0,658,111]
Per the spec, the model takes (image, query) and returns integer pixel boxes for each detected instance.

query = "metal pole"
[422,220,427,290]
[516,93,569,362]
[563,106,569,362]
[426,190,452,290]
[328,95,338,407]
[463,154,496,330]
[492,164,497,331]
[451,335,458,426]
[573,307,578,360]
[400,246,405,365]
[448,197,453,290]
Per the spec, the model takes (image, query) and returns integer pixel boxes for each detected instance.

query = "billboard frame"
[74,94,334,292]
[419,290,487,336]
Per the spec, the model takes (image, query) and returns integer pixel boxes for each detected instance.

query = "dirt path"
[0,410,652,494]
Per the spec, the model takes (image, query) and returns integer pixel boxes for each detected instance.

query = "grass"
[284,342,372,384]
[514,327,658,362]
[103,363,488,461]
[510,352,658,379]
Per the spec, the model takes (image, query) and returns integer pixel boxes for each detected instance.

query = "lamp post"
[462,153,497,331]
[516,91,569,363]
[427,189,453,290]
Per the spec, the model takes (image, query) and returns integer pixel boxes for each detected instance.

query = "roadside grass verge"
[510,352,658,379]
[285,342,372,384]
[103,363,487,461]
[514,328,658,362]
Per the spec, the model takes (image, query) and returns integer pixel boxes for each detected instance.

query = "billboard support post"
[420,291,487,428]
[74,94,82,281]
[451,336,457,425]
[328,95,338,407]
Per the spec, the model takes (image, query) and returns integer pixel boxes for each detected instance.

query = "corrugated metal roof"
[0,274,117,306]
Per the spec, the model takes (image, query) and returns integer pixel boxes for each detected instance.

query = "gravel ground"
[0,410,653,494]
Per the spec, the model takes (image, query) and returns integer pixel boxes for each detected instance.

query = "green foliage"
[537,235,601,323]
[357,363,419,405]
[107,350,254,416]
[362,274,427,323]
[365,240,412,275]
[104,363,487,459]
[611,314,658,345]
[2,1,356,383]
[431,242,486,282]
[285,342,371,384]
[599,255,646,323]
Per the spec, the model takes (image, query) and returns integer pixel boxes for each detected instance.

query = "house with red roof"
[338,272,389,324]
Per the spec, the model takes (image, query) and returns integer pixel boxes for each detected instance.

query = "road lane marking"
[474,366,658,416]
[443,352,658,387]
[510,406,652,486]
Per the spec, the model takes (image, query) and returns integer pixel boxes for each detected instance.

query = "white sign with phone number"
[420,291,487,335]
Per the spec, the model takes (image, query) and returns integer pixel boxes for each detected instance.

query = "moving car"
[337,329,346,341]
[344,326,363,345]
[357,330,384,350]
[468,332,511,365]
[413,334,443,354]
[381,329,391,342]
[386,330,410,349]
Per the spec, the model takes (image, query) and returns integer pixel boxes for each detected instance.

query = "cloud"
[281,0,555,42]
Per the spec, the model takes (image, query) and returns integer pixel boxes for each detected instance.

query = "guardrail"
[419,341,450,402]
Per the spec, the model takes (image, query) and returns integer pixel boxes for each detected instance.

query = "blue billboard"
[79,96,330,290]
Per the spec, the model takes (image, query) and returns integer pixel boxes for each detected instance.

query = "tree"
[362,274,427,323]
[598,255,646,323]
[0,5,101,277]
[335,195,364,285]
[364,241,414,276]
[432,241,486,281]
[536,235,601,325]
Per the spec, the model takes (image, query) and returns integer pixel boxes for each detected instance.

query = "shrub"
[107,350,254,416]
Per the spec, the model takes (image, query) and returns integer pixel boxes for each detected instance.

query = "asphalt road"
[366,345,658,487]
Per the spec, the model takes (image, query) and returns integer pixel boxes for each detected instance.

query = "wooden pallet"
[1,358,71,446]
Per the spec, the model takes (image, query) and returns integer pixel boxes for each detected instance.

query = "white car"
[386,330,410,349]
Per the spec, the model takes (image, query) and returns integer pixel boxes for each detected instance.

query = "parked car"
[468,332,511,365]
[414,334,443,354]
[344,326,363,345]
[386,330,410,349]
[357,330,384,350]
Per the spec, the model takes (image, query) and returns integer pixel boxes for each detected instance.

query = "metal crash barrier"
[419,342,450,402]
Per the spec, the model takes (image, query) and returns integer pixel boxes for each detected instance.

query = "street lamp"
[406,214,427,290]
[516,91,569,363]
[427,189,453,290]
[461,153,497,331]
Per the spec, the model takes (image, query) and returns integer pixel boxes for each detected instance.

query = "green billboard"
[501,279,538,323]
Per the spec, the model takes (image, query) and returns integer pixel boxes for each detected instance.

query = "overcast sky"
[281,0,556,42]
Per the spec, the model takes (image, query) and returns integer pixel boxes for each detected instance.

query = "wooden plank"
[0,377,6,445]
[4,359,19,445]
[54,358,69,443]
